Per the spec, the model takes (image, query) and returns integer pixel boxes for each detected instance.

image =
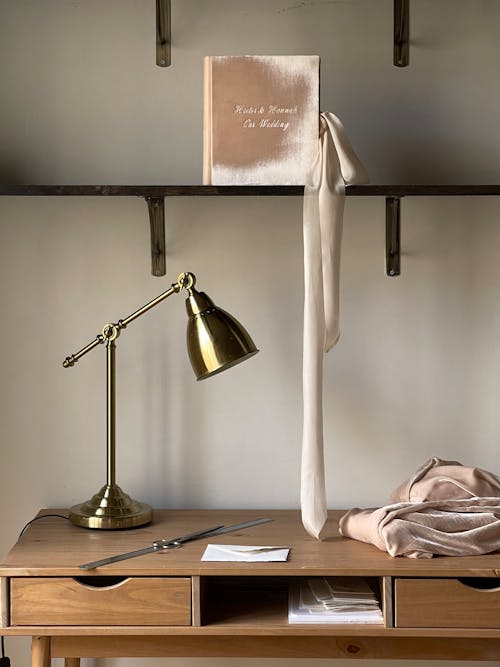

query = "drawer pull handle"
[73,576,129,589]
[458,577,500,591]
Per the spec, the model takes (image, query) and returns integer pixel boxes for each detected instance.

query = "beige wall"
[1,1,500,666]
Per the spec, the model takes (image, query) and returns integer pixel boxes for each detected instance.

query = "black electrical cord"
[1,513,69,667]
[18,513,69,539]
[0,635,10,667]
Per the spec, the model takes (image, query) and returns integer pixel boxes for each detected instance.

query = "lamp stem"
[106,338,116,487]
[69,328,152,529]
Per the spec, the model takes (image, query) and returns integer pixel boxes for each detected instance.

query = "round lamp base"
[69,484,152,529]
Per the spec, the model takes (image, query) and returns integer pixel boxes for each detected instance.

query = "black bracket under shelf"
[145,196,166,276]
[157,1,410,70]
[3,184,500,278]
[156,0,171,67]
[385,197,401,277]
[394,0,410,67]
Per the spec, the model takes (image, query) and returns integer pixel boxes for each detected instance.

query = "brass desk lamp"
[62,272,258,529]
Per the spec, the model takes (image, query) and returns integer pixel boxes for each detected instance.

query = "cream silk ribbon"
[301,112,369,539]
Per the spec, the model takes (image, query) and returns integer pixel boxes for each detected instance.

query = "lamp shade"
[185,287,258,380]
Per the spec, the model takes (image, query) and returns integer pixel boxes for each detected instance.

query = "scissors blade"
[199,517,273,537]
[79,546,157,570]
[78,523,224,570]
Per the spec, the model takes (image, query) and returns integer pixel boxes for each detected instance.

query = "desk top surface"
[1,509,499,577]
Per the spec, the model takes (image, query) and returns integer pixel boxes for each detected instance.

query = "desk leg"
[64,659,80,667]
[32,637,51,667]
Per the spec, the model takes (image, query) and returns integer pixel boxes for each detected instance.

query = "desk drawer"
[11,576,191,626]
[395,578,500,628]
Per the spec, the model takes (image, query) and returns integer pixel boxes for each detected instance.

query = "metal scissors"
[79,517,272,570]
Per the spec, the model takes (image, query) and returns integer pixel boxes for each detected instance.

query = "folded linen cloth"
[301,112,368,540]
[339,458,500,558]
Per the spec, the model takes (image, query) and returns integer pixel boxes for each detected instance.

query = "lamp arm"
[62,272,196,368]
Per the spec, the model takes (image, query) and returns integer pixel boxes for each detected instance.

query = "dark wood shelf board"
[0,185,303,197]
[2,185,500,197]
[349,185,500,197]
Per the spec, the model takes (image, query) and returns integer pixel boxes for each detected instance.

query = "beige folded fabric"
[390,456,500,503]
[339,498,500,558]
[339,458,500,558]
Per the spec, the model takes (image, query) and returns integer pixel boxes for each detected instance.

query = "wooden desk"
[1,509,500,665]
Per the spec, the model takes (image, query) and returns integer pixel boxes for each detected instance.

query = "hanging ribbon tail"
[301,112,369,539]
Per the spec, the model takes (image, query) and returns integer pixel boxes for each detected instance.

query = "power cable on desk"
[1,514,69,667]
[18,513,69,539]
[1,635,10,667]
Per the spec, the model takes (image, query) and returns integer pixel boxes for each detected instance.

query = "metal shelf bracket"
[385,197,401,277]
[144,197,166,276]
[394,0,409,67]
[156,0,171,67]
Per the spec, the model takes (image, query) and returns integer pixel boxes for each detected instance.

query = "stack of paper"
[288,577,384,624]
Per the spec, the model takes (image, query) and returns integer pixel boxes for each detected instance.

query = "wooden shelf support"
[145,196,166,276]
[3,184,500,278]
[385,197,401,277]
[156,0,171,67]
[394,0,410,67]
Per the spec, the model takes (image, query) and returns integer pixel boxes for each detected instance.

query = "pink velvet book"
[203,55,319,185]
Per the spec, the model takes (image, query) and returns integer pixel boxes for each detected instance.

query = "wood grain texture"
[0,576,8,627]
[395,577,500,628]
[50,634,500,659]
[11,576,191,626]
[145,196,166,276]
[382,576,394,628]
[191,575,201,627]
[1,509,499,578]
[3,623,500,638]
[2,185,500,197]
[32,636,50,667]
[3,507,500,667]
[64,659,80,667]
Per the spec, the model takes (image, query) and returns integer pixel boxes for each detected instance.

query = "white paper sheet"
[289,577,384,624]
[201,544,290,562]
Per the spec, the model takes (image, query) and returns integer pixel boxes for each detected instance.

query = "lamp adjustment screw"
[178,272,195,291]
[102,323,119,341]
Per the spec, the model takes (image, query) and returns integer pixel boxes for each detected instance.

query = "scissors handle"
[153,539,181,550]
[152,524,225,551]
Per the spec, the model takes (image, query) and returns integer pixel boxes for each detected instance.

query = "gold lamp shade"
[185,286,259,380]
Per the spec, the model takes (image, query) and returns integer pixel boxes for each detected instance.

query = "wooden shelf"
[3,184,499,278]
[201,575,384,630]
[0,185,304,197]
[1,184,500,197]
